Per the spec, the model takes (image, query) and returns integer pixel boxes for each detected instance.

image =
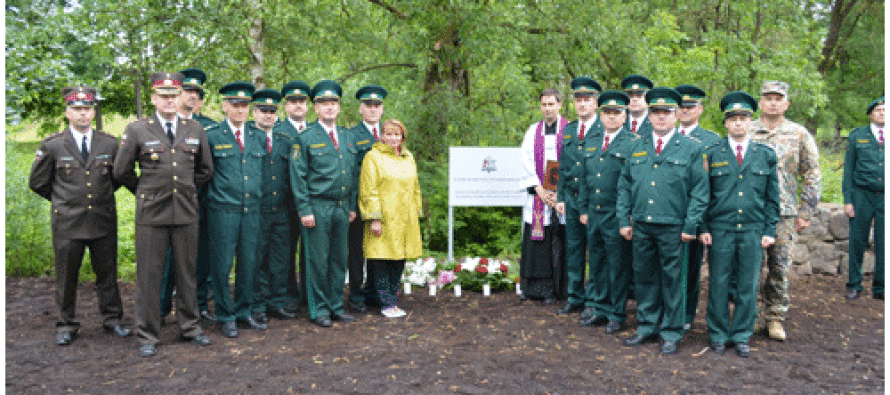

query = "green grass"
[6,124,137,282]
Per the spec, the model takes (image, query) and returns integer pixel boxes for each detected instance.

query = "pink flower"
[476,265,488,274]
[454,264,462,272]
[500,264,509,274]
[480,257,489,266]
[437,270,456,286]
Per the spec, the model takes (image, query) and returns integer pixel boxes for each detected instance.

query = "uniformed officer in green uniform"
[616,87,709,355]
[30,86,137,346]
[114,72,214,357]
[291,80,358,327]
[204,81,268,338]
[250,88,298,322]
[577,91,637,334]
[699,91,780,357]
[348,84,387,313]
[160,67,217,324]
[622,74,654,135]
[278,80,312,310]
[556,76,601,317]
[674,84,722,330]
[843,97,885,300]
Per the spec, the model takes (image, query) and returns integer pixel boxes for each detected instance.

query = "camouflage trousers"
[760,216,795,322]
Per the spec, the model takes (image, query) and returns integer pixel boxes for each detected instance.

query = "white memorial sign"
[447,147,524,260]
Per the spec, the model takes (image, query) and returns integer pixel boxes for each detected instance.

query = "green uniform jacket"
[843,125,885,201]
[193,113,217,128]
[701,139,781,237]
[558,117,602,203]
[260,128,295,210]
[290,123,358,217]
[204,121,266,210]
[350,122,378,210]
[30,129,137,239]
[616,132,709,235]
[685,125,721,150]
[578,127,638,215]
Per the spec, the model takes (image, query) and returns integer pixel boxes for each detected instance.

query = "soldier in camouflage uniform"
[750,81,822,341]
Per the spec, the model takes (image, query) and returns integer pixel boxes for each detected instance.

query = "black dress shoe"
[661,340,678,355]
[200,310,217,322]
[253,312,269,324]
[332,313,356,323]
[711,342,726,355]
[267,308,296,319]
[104,325,132,338]
[56,331,76,346]
[875,293,885,300]
[605,320,622,334]
[557,303,584,315]
[579,314,608,327]
[347,302,367,313]
[624,334,656,347]
[313,316,333,327]
[237,317,268,331]
[138,344,157,357]
[846,289,861,299]
[735,342,751,357]
[185,333,212,347]
[220,322,239,338]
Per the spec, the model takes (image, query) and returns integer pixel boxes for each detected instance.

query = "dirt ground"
[5,273,884,394]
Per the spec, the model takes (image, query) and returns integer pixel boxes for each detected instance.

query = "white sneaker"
[392,307,407,317]
[381,307,399,318]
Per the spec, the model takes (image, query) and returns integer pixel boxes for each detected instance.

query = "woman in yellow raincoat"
[359,119,422,318]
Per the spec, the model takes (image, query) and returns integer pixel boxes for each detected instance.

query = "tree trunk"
[248,2,265,88]
[134,68,143,119]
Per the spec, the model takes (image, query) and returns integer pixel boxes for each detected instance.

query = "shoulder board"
[687,135,701,143]
[204,124,215,130]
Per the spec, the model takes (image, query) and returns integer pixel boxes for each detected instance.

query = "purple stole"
[531,116,569,240]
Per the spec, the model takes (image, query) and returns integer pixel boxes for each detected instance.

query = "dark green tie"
[81,136,89,160]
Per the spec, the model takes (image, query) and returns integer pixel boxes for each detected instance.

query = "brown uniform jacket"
[113,115,213,226]
[29,128,136,240]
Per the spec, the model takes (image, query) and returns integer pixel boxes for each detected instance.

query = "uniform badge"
[151,153,160,161]
[702,153,708,170]
[185,138,200,145]
[35,149,43,160]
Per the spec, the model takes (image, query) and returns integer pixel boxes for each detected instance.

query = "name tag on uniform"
[186,138,200,145]
[632,151,648,157]
[857,139,871,144]
[711,161,728,168]
[60,156,74,161]
[310,143,327,149]
[215,144,233,150]
[563,135,571,140]
[145,140,161,146]
[586,147,598,152]
[97,154,111,159]
[357,139,371,145]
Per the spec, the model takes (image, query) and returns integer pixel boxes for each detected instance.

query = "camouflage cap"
[761,80,790,97]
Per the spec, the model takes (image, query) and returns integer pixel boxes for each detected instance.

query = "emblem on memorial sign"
[481,156,497,172]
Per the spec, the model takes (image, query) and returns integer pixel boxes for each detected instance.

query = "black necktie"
[166,122,174,143]
[81,136,89,160]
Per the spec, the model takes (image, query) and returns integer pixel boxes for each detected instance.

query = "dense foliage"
[5,0,883,275]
